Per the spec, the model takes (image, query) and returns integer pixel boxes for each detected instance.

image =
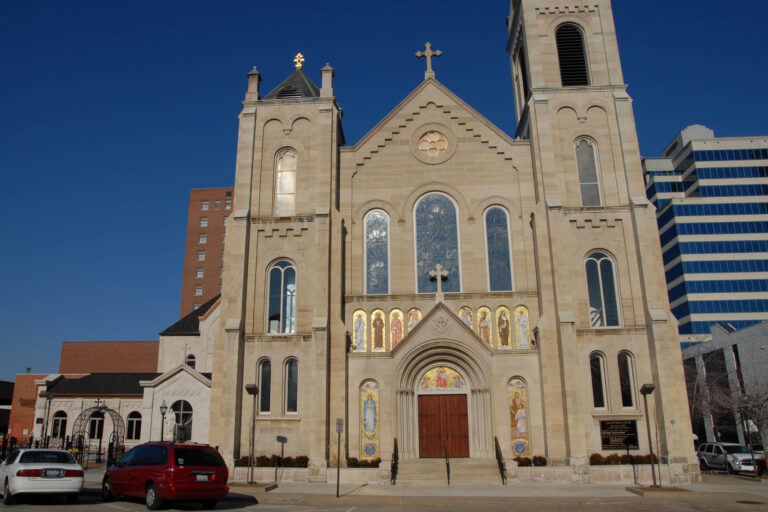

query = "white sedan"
[1,449,84,505]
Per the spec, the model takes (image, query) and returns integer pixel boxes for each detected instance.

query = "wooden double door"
[418,394,469,458]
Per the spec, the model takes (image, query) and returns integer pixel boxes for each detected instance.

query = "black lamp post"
[245,384,259,485]
[640,383,659,488]
[159,401,168,442]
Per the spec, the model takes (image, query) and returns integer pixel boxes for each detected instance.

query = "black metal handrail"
[494,436,508,485]
[391,438,399,485]
[444,439,450,486]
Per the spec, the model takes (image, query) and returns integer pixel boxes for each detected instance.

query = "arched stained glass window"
[268,260,296,334]
[589,352,607,408]
[285,359,299,414]
[585,252,619,327]
[274,149,297,217]
[258,359,271,413]
[618,352,636,408]
[484,207,513,291]
[365,210,389,294]
[556,24,589,86]
[576,138,601,206]
[415,193,460,293]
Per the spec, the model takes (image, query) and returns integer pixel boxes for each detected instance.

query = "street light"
[159,401,168,442]
[245,384,259,485]
[640,383,659,488]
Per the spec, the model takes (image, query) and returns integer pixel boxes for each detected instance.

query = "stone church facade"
[206,0,699,483]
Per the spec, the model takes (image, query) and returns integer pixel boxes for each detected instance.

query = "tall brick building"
[179,187,233,317]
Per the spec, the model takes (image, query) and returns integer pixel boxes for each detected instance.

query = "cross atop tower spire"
[415,42,442,80]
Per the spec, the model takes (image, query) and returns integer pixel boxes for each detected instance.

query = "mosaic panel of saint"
[508,377,529,456]
[514,305,530,348]
[458,306,473,330]
[496,306,512,349]
[406,308,422,333]
[360,380,379,460]
[415,193,461,293]
[352,309,367,352]
[476,306,493,346]
[389,309,404,348]
[370,309,386,351]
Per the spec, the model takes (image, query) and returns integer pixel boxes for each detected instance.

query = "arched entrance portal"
[417,366,469,457]
[394,339,493,459]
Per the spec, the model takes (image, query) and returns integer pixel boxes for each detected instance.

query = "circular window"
[418,132,448,157]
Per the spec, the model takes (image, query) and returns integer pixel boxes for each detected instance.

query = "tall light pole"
[159,401,168,442]
[640,383,659,488]
[245,384,259,485]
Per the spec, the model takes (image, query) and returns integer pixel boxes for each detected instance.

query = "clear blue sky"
[1,1,766,382]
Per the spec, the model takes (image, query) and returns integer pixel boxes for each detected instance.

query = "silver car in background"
[696,442,757,474]
[1,449,84,505]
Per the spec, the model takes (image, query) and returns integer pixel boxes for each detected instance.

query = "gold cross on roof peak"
[293,53,305,69]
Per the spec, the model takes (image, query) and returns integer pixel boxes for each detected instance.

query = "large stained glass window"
[365,210,389,294]
[415,193,460,293]
[268,260,296,333]
[485,207,513,291]
[585,252,619,327]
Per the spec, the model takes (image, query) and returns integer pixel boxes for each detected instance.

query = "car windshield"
[19,451,76,464]
[174,448,225,467]
[724,445,750,454]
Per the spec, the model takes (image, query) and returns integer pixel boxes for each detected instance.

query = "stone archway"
[393,339,493,459]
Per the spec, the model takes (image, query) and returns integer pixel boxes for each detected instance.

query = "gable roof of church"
[160,294,220,336]
[263,69,320,100]
[48,372,162,397]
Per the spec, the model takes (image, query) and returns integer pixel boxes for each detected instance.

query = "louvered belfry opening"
[276,86,303,99]
[556,24,589,86]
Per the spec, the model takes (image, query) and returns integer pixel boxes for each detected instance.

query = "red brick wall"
[180,188,232,317]
[59,341,159,374]
[7,374,45,441]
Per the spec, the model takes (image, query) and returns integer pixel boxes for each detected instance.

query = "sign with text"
[600,420,638,450]
[336,418,344,433]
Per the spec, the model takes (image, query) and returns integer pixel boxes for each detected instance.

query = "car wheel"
[65,493,79,504]
[699,458,708,471]
[102,477,114,502]
[202,499,218,509]
[2,479,13,505]
[726,462,735,474]
[145,483,163,510]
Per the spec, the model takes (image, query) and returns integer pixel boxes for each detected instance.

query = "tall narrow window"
[484,207,513,291]
[556,24,589,86]
[576,138,601,206]
[285,359,299,413]
[258,359,271,413]
[590,352,607,408]
[267,260,296,334]
[365,210,389,294]
[88,412,104,439]
[126,412,142,440]
[585,252,619,327]
[185,354,196,369]
[51,411,67,439]
[171,400,193,442]
[274,149,297,217]
[618,352,635,408]
[415,193,461,293]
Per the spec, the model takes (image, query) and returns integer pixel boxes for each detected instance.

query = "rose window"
[418,132,448,157]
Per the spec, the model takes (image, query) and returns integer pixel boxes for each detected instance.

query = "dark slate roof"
[160,295,220,336]
[49,373,160,396]
[263,69,320,100]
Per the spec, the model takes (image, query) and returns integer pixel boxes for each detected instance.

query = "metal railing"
[494,436,508,485]
[444,439,450,486]
[391,438,399,485]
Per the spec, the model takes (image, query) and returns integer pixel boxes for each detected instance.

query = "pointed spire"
[246,66,261,101]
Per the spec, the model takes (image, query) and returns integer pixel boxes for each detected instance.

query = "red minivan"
[102,442,229,510]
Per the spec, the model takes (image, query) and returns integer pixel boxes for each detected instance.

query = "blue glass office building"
[644,125,768,343]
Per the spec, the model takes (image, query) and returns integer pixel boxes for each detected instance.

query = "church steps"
[395,458,502,485]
